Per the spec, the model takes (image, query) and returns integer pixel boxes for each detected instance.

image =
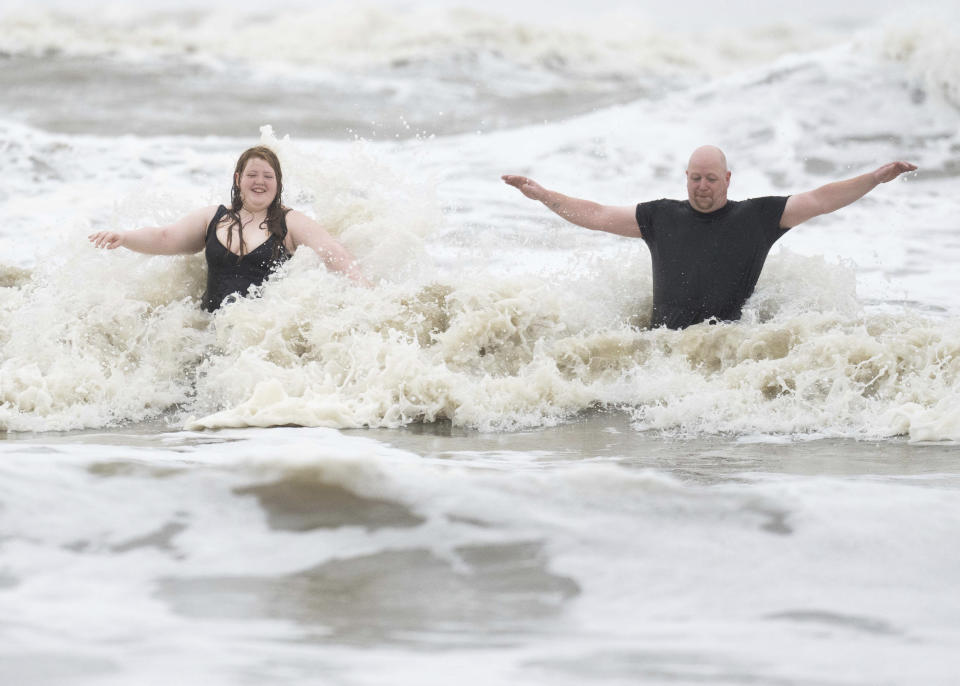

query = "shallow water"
[3,417,960,685]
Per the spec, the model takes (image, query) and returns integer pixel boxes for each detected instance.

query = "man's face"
[686,154,731,213]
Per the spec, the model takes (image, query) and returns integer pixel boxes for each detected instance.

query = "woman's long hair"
[222,146,288,261]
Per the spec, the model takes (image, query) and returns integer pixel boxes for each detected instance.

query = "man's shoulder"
[636,199,690,243]
[638,198,685,210]
[728,196,791,243]
[636,198,687,220]
[734,195,790,211]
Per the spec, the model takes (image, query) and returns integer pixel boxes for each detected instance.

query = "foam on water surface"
[3,214,959,440]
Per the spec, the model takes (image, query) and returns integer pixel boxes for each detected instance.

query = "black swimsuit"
[201,205,291,312]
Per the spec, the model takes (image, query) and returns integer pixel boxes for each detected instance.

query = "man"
[502,146,917,329]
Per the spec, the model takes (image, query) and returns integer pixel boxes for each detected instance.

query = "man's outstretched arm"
[502,175,640,237]
[780,161,917,229]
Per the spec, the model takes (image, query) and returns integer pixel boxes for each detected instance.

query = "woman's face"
[236,157,278,212]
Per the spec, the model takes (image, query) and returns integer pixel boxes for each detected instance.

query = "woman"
[89,146,369,311]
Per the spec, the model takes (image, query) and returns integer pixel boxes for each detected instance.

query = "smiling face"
[686,146,731,213]
[235,156,279,213]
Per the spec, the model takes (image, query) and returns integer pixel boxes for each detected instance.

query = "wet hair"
[222,146,289,260]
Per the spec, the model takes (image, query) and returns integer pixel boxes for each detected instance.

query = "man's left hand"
[874,161,918,183]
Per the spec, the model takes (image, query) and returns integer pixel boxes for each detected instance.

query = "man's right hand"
[502,175,547,201]
[501,174,640,238]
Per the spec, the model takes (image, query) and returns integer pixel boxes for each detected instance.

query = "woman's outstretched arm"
[285,210,372,286]
[88,206,216,255]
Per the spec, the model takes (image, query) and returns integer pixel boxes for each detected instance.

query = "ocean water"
[1,1,959,684]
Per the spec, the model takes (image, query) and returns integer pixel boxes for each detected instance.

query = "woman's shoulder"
[281,208,318,231]
[196,204,227,222]
[174,204,225,232]
[281,209,333,248]
[203,204,234,226]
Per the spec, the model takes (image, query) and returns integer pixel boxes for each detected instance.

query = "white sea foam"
[874,7,960,109]
[3,225,958,441]
[2,93,958,442]
[3,113,958,440]
[0,3,848,82]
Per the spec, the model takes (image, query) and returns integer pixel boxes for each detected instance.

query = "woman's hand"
[88,231,126,249]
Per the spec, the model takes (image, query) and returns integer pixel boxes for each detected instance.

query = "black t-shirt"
[635,197,790,329]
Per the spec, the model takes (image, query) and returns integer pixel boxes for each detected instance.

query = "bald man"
[503,146,916,329]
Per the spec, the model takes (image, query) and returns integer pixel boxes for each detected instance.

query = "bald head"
[688,145,728,172]
[686,145,731,213]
